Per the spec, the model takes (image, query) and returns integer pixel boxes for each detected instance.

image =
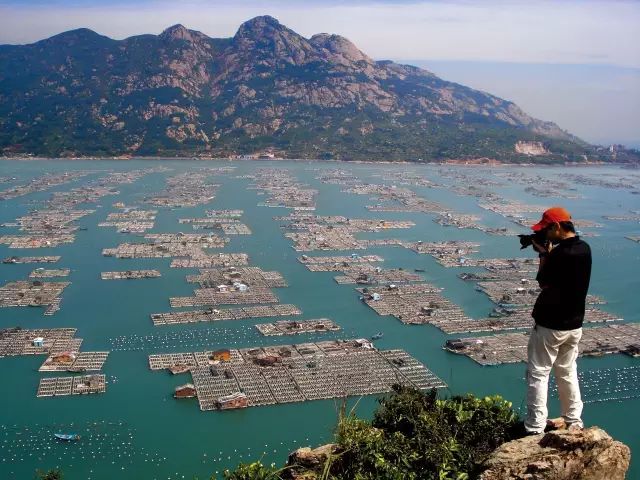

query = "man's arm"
[537,255,550,289]
[532,240,553,289]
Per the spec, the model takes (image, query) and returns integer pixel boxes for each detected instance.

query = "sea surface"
[0,160,638,479]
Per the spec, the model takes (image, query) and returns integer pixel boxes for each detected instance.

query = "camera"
[518,230,548,250]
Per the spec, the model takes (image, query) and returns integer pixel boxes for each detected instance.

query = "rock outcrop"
[515,140,550,156]
[280,427,631,480]
[479,427,631,480]
[284,443,339,479]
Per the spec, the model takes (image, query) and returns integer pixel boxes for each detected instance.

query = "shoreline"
[0,156,631,167]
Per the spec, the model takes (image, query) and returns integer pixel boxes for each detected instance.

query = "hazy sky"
[0,0,638,146]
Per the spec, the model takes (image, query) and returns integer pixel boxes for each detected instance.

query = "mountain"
[0,16,611,161]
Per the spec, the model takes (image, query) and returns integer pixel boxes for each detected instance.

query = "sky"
[0,0,638,147]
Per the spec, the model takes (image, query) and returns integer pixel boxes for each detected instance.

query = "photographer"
[523,207,592,435]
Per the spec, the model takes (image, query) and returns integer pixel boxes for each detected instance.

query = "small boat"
[54,433,80,441]
[371,332,384,340]
[414,269,425,272]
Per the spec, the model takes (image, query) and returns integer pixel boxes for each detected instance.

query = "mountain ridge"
[0,15,618,162]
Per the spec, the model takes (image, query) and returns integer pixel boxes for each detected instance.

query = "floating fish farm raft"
[246,168,318,210]
[99,209,157,233]
[102,235,228,259]
[170,286,279,307]
[444,323,640,365]
[149,339,446,411]
[179,209,249,235]
[358,283,471,327]
[185,267,287,288]
[476,280,605,307]
[144,171,223,208]
[333,266,422,285]
[39,351,109,372]
[37,374,106,397]
[101,270,161,280]
[255,319,341,336]
[29,269,70,278]
[2,256,61,264]
[0,328,81,357]
[170,253,249,269]
[437,308,622,334]
[0,172,88,200]
[150,304,302,326]
[299,254,384,271]
[279,213,413,252]
[404,241,481,267]
[0,280,69,315]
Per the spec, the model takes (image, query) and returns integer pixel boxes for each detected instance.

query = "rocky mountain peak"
[310,33,372,65]
[232,15,315,65]
[234,15,287,40]
[39,28,110,47]
[159,24,205,43]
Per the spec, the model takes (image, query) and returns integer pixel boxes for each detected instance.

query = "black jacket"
[532,236,592,330]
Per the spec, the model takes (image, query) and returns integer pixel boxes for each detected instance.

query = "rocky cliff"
[480,427,631,480]
[285,427,631,480]
[0,16,599,161]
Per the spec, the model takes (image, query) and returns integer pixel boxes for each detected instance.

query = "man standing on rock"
[525,207,592,434]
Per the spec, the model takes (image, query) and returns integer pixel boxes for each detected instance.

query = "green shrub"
[222,386,519,480]
[36,469,63,480]
[221,461,287,480]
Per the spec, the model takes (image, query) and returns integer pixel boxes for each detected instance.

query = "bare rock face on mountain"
[0,15,604,161]
[479,427,631,480]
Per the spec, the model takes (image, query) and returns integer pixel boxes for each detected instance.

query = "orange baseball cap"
[531,207,572,231]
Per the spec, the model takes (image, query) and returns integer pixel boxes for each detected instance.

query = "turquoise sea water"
[0,160,638,480]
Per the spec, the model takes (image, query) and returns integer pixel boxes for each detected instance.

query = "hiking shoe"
[567,422,584,432]
[545,417,566,431]
[512,421,543,438]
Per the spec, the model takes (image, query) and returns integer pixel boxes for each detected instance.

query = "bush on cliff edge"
[221,385,519,480]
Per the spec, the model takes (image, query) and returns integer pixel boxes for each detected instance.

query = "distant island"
[0,15,638,163]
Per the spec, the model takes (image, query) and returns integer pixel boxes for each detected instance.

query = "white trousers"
[525,324,583,433]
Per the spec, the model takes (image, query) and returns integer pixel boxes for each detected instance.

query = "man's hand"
[531,239,551,255]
